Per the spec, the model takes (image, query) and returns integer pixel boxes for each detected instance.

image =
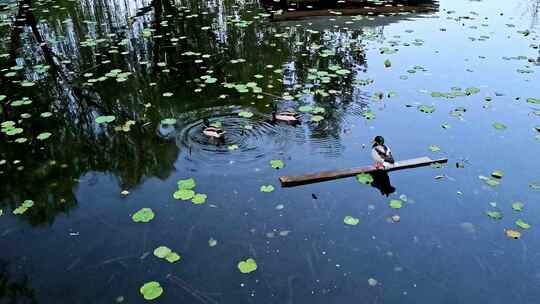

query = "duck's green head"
[373,136,385,145]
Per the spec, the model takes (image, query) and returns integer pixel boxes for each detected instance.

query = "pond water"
[1,0,540,302]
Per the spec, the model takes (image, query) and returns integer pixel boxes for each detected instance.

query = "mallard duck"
[371,136,395,170]
[202,118,225,139]
[272,105,300,123]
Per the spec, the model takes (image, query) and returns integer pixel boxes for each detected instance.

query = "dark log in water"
[279,157,448,187]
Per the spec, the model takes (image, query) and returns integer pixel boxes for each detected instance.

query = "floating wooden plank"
[279,157,448,187]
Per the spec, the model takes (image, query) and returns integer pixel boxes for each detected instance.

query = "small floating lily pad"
[311,115,325,122]
[228,144,239,151]
[384,59,392,68]
[173,189,195,200]
[140,281,163,301]
[208,238,218,247]
[363,111,376,120]
[36,132,52,140]
[95,115,116,124]
[389,199,403,209]
[260,185,275,193]
[237,258,257,274]
[343,216,360,225]
[516,219,530,229]
[527,98,540,104]
[485,211,502,220]
[177,178,196,190]
[191,193,207,204]
[428,145,441,152]
[153,246,172,258]
[418,105,435,113]
[270,160,285,169]
[512,202,524,211]
[238,111,254,118]
[132,208,155,223]
[492,122,507,130]
[165,252,181,263]
[356,173,374,184]
[298,105,314,113]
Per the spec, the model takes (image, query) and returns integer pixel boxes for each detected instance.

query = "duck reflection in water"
[370,170,396,197]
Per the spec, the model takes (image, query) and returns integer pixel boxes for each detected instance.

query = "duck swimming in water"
[371,136,395,170]
[272,105,300,123]
[202,118,225,139]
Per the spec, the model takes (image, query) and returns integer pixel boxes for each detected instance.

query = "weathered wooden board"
[279,157,448,187]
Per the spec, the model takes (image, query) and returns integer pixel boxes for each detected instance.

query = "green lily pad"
[260,185,275,193]
[238,111,254,118]
[512,202,524,211]
[516,219,530,229]
[208,238,218,247]
[132,208,155,223]
[485,211,502,220]
[389,199,403,209]
[311,115,325,122]
[140,281,163,301]
[22,200,34,208]
[153,246,172,258]
[191,193,207,204]
[173,189,195,200]
[161,118,176,125]
[418,105,435,113]
[343,216,360,225]
[527,98,540,104]
[492,122,506,130]
[165,252,181,263]
[384,59,392,68]
[491,170,504,179]
[356,173,374,184]
[479,175,500,187]
[298,105,314,113]
[270,160,285,169]
[237,258,257,274]
[95,115,116,124]
[228,144,239,151]
[177,178,196,190]
[36,132,52,140]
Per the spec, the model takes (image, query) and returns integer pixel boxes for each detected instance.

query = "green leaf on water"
[418,105,435,113]
[311,115,325,122]
[343,216,360,225]
[516,219,530,229]
[270,160,285,169]
[485,211,502,220]
[527,98,540,104]
[237,258,257,274]
[228,144,239,151]
[153,246,172,258]
[260,185,275,193]
[132,208,155,223]
[491,170,504,179]
[161,118,176,125]
[512,202,524,211]
[492,122,506,130]
[384,59,392,68]
[389,199,403,209]
[238,111,254,118]
[208,238,218,247]
[95,115,115,124]
[36,132,52,140]
[298,105,314,113]
[165,252,181,263]
[177,178,196,190]
[479,175,500,187]
[173,189,195,200]
[191,193,207,205]
[356,173,374,184]
[140,281,163,301]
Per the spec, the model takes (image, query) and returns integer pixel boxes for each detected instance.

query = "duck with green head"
[371,136,395,170]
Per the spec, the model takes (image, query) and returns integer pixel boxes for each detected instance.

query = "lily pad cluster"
[153,246,181,263]
[173,178,207,204]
